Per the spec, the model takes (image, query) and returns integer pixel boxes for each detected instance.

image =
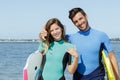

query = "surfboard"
[102,50,115,80]
[23,50,43,80]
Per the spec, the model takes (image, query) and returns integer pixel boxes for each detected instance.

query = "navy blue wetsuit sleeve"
[65,34,70,41]
[68,53,72,65]
[62,52,72,72]
[102,33,113,53]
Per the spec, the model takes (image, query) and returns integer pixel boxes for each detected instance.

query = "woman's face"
[50,23,62,41]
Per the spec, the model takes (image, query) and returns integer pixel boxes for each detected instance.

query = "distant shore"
[0,39,39,42]
[0,38,120,42]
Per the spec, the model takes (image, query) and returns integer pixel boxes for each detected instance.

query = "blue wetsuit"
[66,28,113,80]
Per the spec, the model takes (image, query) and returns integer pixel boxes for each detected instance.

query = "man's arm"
[109,51,120,79]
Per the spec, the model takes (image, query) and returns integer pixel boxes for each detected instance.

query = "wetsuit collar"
[78,27,91,35]
[54,40,64,44]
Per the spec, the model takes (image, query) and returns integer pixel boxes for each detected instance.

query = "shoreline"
[0,39,39,42]
[0,39,120,42]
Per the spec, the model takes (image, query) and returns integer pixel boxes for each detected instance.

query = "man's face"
[72,12,89,31]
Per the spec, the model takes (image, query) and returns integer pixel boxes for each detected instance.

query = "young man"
[67,7,120,80]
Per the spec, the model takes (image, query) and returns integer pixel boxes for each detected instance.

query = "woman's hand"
[67,48,79,74]
[68,48,79,58]
[39,28,47,41]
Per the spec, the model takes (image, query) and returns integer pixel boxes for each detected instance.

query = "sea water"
[0,41,120,80]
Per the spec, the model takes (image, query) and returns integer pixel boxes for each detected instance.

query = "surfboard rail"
[102,50,115,80]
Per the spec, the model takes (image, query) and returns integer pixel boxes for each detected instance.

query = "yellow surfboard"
[102,50,115,80]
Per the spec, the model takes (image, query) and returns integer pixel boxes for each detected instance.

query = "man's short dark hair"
[69,7,86,20]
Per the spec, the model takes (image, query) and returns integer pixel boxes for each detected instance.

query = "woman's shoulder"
[64,41,75,48]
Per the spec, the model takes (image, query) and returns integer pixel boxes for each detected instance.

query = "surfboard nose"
[23,50,43,80]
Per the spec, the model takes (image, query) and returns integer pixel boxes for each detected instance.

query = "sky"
[0,0,120,39]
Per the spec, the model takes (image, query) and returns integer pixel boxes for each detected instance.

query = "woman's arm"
[39,27,47,41]
[67,48,79,74]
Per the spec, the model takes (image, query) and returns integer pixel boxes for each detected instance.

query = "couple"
[38,7,120,80]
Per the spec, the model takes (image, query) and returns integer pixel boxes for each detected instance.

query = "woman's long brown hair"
[44,18,67,53]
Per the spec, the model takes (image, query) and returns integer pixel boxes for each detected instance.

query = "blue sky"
[0,0,120,39]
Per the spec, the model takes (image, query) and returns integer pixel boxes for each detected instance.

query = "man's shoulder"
[92,28,106,35]
[65,33,78,41]
[66,32,79,36]
[92,28,109,39]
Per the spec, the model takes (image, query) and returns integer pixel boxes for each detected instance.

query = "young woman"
[38,18,79,80]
